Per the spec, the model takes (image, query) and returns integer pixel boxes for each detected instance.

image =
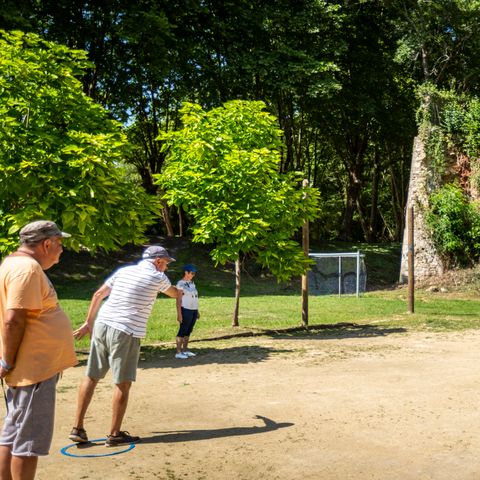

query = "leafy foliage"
[416,87,480,267]
[416,86,480,190]
[393,0,480,93]
[5,1,480,246]
[0,30,158,254]
[463,98,480,159]
[426,184,480,266]
[155,100,320,281]
[0,1,415,243]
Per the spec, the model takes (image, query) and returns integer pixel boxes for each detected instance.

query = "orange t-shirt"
[0,254,78,387]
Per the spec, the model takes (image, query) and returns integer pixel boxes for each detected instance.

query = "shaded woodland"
[2,0,480,245]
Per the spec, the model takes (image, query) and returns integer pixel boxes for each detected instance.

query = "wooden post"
[232,257,241,327]
[408,206,414,313]
[301,179,309,327]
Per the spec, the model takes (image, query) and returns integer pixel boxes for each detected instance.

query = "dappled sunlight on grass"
[52,239,480,350]
[61,289,480,350]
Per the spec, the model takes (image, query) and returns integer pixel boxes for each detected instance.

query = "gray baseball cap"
[19,220,71,243]
[142,245,176,262]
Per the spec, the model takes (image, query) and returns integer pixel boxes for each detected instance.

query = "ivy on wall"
[419,85,480,266]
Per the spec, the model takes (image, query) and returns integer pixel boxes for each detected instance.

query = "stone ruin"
[399,133,444,283]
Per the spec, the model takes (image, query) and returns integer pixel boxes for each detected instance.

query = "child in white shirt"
[175,264,200,359]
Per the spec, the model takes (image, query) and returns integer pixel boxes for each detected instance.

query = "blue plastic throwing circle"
[60,438,136,458]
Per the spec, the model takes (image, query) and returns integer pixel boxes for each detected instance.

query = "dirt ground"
[14,327,480,480]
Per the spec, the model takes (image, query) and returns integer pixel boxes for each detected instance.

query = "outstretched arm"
[73,284,111,339]
[163,286,183,323]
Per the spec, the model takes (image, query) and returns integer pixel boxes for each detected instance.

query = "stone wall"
[399,134,444,283]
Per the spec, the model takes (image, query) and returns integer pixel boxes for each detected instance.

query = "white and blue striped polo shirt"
[96,260,172,338]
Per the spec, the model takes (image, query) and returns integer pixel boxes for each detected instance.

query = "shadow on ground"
[134,324,407,368]
[68,416,293,451]
[191,323,408,343]
[270,324,407,340]
[72,325,407,369]
[138,345,284,368]
[141,415,294,443]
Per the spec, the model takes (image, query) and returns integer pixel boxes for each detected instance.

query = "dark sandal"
[69,427,88,443]
[105,431,140,447]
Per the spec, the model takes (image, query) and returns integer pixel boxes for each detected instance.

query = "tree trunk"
[232,257,241,327]
[367,150,380,241]
[340,133,368,240]
[277,95,295,173]
[178,206,183,237]
[161,200,174,237]
[342,169,361,240]
[389,159,405,241]
[355,194,369,241]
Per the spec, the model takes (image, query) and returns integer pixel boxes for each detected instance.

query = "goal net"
[308,252,367,296]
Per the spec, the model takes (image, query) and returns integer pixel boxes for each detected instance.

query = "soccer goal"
[308,251,366,297]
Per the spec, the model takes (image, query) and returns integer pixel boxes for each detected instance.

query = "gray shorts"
[86,322,141,384]
[0,374,58,456]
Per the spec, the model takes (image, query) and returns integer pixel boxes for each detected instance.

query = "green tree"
[0,0,342,237]
[309,1,417,242]
[1,1,431,243]
[0,30,158,254]
[155,100,320,326]
[393,0,480,92]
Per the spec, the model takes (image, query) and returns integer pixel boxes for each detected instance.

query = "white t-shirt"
[176,279,199,310]
[96,260,171,338]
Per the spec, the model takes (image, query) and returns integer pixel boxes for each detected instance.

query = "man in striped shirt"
[68,246,181,447]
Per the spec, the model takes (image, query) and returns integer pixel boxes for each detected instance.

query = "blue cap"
[183,263,198,272]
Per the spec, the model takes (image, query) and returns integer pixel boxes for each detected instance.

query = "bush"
[463,98,480,159]
[426,184,480,267]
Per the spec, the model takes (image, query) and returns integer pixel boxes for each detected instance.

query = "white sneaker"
[183,351,196,357]
[175,352,188,359]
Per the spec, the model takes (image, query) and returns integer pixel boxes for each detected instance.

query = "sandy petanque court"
[7,327,480,480]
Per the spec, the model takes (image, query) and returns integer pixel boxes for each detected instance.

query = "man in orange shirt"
[0,221,78,480]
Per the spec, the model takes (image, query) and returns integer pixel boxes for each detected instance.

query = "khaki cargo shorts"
[86,322,141,384]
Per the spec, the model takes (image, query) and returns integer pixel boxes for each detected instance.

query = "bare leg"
[73,377,99,429]
[176,336,183,353]
[182,336,190,351]
[110,382,131,436]
[10,456,37,480]
[0,445,12,480]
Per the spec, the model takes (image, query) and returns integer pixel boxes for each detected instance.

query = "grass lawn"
[49,238,480,351]
[61,290,480,351]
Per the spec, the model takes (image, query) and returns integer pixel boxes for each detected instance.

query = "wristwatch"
[0,359,13,371]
